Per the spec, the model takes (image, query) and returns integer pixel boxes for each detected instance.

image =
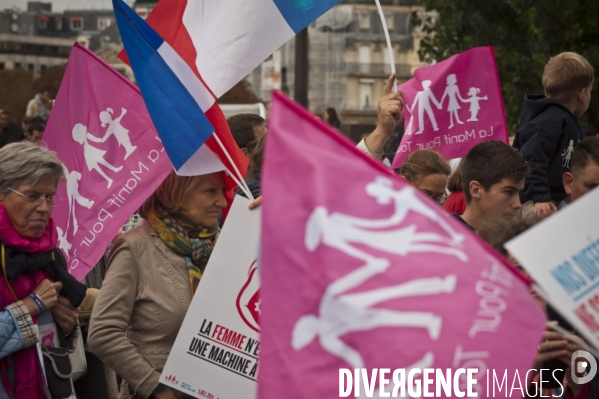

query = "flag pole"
[225,169,253,201]
[375,0,398,93]
[211,133,255,200]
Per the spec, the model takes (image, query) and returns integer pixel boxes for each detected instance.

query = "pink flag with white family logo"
[259,91,545,398]
[391,46,508,168]
[43,43,171,281]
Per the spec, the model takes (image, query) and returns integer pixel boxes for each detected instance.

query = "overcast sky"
[3,0,134,12]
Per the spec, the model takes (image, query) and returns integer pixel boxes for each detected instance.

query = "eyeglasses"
[6,187,62,207]
[422,191,447,204]
[431,194,447,204]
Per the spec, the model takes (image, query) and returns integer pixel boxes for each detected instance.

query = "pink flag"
[43,43,171,281]
[392,46,508,168]
[259,91,545,398]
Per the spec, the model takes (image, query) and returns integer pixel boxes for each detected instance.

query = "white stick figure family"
[405,74,488,135]
[71,107,137,189]
[293,177,466,388]
[58,107,138,257]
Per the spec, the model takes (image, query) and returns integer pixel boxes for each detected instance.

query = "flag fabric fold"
[123,0,342,99]
[392,47,509,168]
[43,43,172,281]
[258,91,546,399]
[113,0,227,175]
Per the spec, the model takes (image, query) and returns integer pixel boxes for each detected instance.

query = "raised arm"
[430,92,443,110]
[326,258,389,297]
[362,74,403,157]
[86,132,109,143]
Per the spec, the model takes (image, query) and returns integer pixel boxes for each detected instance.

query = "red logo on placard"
[165,375,179,385]
[236,260,260,332]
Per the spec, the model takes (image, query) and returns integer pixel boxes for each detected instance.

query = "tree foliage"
[413,0,599,133]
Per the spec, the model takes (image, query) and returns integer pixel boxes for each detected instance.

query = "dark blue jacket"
[235,172,261,199]
[513,94,585,203]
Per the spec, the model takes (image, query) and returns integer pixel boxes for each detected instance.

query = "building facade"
[0,2,120,78]
[247,0,428,139]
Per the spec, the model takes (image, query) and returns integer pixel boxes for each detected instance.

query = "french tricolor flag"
[113,0,249,192]
[131,0,342,99]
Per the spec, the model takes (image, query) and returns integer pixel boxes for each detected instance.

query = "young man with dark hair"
[25,123,45,144]
[458,140,530,231]
[559,136,599,208]
[227,113,266,156]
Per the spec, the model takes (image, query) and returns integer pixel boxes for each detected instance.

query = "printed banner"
[392,46,508,168]
[43,43,171,281]
[259,91,545,398]
[160,196,260,399]
[506,187,599,351]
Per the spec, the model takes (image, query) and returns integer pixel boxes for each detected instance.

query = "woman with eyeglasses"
[0,142,87,398]
[398,150,451,205]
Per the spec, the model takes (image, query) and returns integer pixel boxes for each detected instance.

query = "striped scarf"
[147,207,219,295]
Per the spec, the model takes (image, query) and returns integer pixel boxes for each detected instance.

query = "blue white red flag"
[113,0,248,185]
[124,0,342,99]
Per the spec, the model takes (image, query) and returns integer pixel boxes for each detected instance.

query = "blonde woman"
[89,171,227,399]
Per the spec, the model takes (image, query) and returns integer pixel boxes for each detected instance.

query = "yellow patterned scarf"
[147,207,219,295]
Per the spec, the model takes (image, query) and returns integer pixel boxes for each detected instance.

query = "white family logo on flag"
[58,106,138,259]
[71,107,137,189]
[405,74,489,135]
[292,177,466,382]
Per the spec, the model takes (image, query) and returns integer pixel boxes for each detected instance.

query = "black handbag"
[41,346,73,398]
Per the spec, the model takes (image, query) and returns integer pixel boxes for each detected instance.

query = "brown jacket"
[88,220,192,398]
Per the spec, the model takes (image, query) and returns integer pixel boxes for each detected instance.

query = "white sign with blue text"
[506,187,599,350]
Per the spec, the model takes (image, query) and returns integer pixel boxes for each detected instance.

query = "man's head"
[40,89,51,102]
[21,116,33,132]
[564,136,599,203]
[0,111,11,129]
[26,123,44,144]
[542,52,594,118]
[462,141,530,221]
[31,116,46,126]
[227,113,266,156]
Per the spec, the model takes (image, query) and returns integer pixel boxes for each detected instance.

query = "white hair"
[0,142,64,191]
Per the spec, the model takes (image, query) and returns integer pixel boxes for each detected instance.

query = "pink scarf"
[0,204,56,398]
[0,205,57,253]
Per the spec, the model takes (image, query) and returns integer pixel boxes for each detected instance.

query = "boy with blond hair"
[513,52,593,220]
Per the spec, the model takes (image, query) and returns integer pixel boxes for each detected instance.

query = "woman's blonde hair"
[399,150,451,183]
[139,171,208,218]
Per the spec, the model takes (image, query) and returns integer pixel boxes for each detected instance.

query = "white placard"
[506,187,599,350]
[160,195,260,398]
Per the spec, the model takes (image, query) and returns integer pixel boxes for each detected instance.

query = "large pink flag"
[392,47,508,168]
[44,43,171,280]
[259,91,545,398]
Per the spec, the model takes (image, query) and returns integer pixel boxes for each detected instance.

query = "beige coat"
[88,220,192,399]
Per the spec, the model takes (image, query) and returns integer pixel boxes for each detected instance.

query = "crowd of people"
[0,90,53,149]
[0,50,598,399]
